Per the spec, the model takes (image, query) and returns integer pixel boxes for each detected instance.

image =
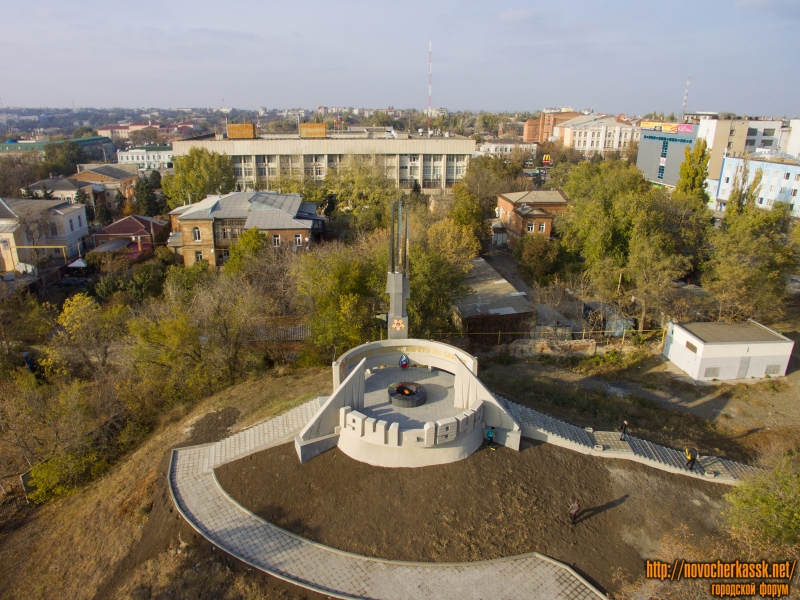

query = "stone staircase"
[199,398,324,473]
[500,397,594,448]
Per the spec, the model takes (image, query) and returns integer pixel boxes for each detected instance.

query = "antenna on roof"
[681,76,691,122]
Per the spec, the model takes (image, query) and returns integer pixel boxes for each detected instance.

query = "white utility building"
[664,320,794,382]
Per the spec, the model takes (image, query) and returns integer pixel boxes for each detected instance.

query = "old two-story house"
[496,190,569,249]
[167,191,324,266]
[26,176,104,205]
[68,165,138,209]
[0,198,89,272]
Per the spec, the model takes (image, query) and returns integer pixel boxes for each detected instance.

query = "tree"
[224,228,267,274]
[114,189,127,214]
[134,176,160,216]
[161,147,235,209]
[726,452,800,544]
[148,168,162,189]
[128,128,161,146]
[21,184,35,198]
[39,184,54,199]
[449,184,486,242]
[95,203,112,225]
[675,138,710,203]
[37,141,87,178]
[725,156,763,218]
[0,153,40,197]
[514,235,561,284]
[71,126,97,138]
[425,219,481,272]
[703,202,796,321]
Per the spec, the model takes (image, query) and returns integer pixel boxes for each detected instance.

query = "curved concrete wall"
[338,422,485,468]
[333,339,478,388]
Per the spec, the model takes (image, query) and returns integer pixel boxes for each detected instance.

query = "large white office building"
[172,131,475,194]
[117,145,174,170]
[554,114,640,155]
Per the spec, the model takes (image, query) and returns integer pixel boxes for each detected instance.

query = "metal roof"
[87,238,131,254]
[678,321,792,344]
[29,178,89,192]
[77,165,137,180]
[456,258,533,319]
[176,191,313,230]
[0,199,17,220]
[499,190,568,205]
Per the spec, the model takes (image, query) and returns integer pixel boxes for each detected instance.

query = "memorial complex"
[294,199,522,467]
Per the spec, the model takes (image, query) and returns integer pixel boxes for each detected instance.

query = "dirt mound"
[216,440,729,595]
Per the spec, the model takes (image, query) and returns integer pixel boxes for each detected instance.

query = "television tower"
[681,76,691,121]
[427,41,432,134]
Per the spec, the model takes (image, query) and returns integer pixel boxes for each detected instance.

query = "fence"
[429,328,666,346]
[251,324,311,342]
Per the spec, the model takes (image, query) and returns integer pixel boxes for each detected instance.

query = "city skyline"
[0,0,798,117]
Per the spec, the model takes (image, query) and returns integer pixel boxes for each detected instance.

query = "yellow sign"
[542,154,551,164]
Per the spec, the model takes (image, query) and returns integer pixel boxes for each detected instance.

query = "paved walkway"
[169,395,759,600]
[170,399,606,600]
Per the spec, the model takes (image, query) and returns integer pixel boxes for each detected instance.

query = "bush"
[726,452,800,544]
[28,448,109,504]
[154,246,176,265]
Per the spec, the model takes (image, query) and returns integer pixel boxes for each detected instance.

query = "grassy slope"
[0,367,330,600]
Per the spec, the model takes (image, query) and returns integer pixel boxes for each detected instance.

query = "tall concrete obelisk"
[386,199,410,339]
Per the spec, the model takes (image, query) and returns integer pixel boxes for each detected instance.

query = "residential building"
[92,215,169,259]
[478,139,536,156]
[778,119,800,159]
[0,198,88,271]
[166,191,325,266]
[117,144,174,170]
[495,190,569,249]
[69,165,138,207]
[98,122,195,141]
[664,320,794,381]
[0,136,116,161]
[554,114,640,155]
[172,131,475,194]
[696,118,784,181]
[497,121,525,139]
[523,108,583,144]
[26,177,99,204]
[711,154,800,216]
[636,122,698,187]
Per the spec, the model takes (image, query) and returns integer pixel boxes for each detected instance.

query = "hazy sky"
[1,0,798,116]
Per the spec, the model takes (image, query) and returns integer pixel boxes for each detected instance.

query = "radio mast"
[681,76,691,121]
[427,41,432,134]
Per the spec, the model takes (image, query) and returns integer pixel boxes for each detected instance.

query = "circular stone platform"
[362,367,461,427]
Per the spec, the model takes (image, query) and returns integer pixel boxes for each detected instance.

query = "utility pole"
[427,41,432,135]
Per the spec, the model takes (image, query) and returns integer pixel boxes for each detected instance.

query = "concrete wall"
[664,323,794,381]
[333,339,478,388]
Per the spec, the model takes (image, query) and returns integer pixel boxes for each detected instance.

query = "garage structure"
[663,320,794,381]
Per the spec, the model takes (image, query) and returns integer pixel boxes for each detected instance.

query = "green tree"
[21,184,34,198]
[148,169,162,189]
[726,452,800,544]
[39,184,54,199]
[407,247,469,338]
[161,147,235,209]
[71,126,97,138]
[514,235,561,284]
[725,156,763,218]
[704,202,796,321]
[449,184,486,242]
[95,203,112,225]
[225,228,267,274]
[38,141,87,178]
[114,189,127,214]
[675,138,710,203]
[425,218,481,272]
[134,176,159,216]
[0,153,40,197]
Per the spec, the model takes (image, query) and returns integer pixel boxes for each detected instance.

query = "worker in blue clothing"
[486,426,495,450]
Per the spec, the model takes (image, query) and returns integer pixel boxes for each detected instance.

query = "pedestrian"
[486,426,495,450]
[568,500,581,525]
[619,420,629,441]
[684,447,698,471]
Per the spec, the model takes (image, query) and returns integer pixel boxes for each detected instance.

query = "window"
[704,367,720,378]
[192,227,201,242]
[657,165,665,179]
[194,251,203,262]
[538,223,545,233]
[746,128,757,136]
[77,215,82,227]
[780,187,787,194]
[763,128,776,136]
[725,177,730,183]
[784,172,790,180]
[49,222,57,235]
[69,219,74,232]
[765,364,781,375]
[527,222,535,233]
[761,140,773,147]
[660,140,669,158]
[272,234,280,247]
[792,190,798,197]
[795,174,800,181]
[745,139,755,146]
[685,341,697,353]
[221,249,229,262]
[294,234,302,246]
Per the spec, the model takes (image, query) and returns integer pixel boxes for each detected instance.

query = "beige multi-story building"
[0,198,88,271]
[172,132,475,194]
[555,115,640,155]
[696,118,785,180]
[167,191,324,266]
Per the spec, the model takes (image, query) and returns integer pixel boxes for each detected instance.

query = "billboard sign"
[640,121,694,134]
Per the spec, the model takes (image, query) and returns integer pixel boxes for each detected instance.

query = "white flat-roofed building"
[172,133,475,194]
[712,154,800,215]
[663,320,794,381]
[117,145,174,170]
[554,114,640,155]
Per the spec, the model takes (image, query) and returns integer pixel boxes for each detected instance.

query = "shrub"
[28,448,109,504]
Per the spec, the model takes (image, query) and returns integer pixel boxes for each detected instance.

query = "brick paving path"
[170,398,606,600]
[169,394,759,600]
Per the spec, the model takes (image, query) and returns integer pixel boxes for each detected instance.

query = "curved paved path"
[169,396,758,599]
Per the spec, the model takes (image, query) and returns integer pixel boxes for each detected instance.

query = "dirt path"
[216,440,729,596]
